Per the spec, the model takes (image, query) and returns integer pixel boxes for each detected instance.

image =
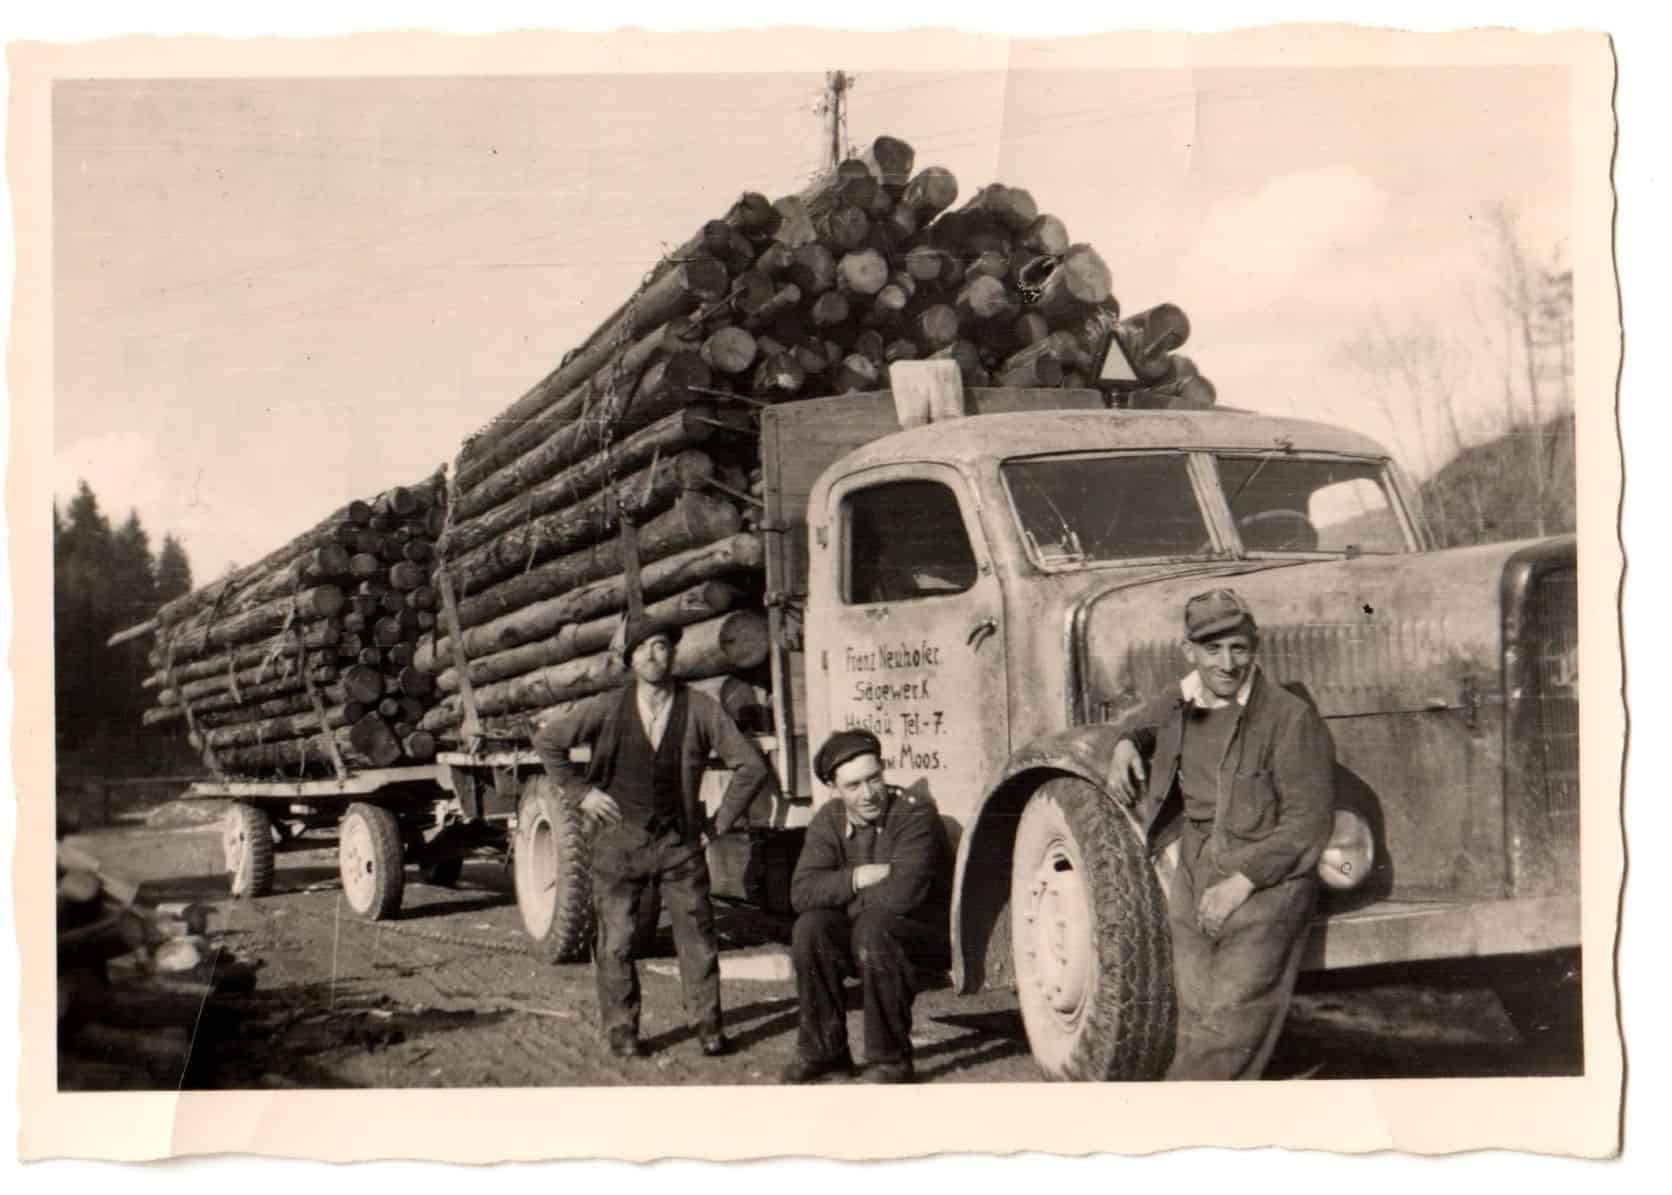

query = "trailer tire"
[1011,776,1176,1080]
[339,803,404,920]
[223,803,276,900]
[514,776,595,964]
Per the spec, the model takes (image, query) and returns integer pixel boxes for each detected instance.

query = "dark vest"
[609,689,688,831]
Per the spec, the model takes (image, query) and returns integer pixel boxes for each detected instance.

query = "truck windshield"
[1002,452,1212,565]
[1215,455,1409,554]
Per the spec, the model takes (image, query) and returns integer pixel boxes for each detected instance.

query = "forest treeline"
[55,481,198,779]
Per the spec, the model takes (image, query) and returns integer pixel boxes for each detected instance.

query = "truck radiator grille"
[1527,567,1580,888]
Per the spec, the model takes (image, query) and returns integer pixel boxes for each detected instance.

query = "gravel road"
[58,815,1584,1089]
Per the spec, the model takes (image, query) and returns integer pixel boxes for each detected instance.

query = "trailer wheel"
[223,803,276,899]
[1011,776,1176,1080]
[339,803,404,920]
[419,857,464,887]
[514,776,595,963]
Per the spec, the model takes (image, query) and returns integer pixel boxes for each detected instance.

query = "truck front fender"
[950,724,1136,994]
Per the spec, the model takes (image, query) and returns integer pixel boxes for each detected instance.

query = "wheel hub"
[340,817,375,906]
[1024,845,1092,1018]
[222,819,246,869]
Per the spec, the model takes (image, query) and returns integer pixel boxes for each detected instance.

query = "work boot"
[698,1030,732,1057]
[861,1058,916,1084]
[779,1049,856,1084]
[606,1027,643,1059]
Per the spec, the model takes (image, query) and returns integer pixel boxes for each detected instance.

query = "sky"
[51,62,1574,581]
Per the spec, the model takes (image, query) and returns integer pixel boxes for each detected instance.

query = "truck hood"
[1073,542,1542,723]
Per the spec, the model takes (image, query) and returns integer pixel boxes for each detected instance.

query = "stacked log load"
[132,476,450,776]
[417,134,1217,745]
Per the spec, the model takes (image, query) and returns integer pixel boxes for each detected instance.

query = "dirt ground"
[57,809,1584,1089]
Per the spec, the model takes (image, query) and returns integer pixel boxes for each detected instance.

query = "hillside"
[1418,413,1576,548]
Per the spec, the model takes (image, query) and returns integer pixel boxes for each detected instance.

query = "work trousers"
[1164,819,1316,1080]
[791,907,947,1066]
[589,821,721,1039]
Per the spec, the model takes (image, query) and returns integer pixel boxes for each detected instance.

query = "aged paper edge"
[7,24,1625,1163]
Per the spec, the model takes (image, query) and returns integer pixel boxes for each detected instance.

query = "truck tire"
[514,776,595,963]
[338,803,405,920]
[223,802,276,899]
[1011,776,1176,1080]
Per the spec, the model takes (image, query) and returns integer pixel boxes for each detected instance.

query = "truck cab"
[759,374,1578,1079]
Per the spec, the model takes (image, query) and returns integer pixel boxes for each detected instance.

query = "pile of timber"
[125,476,451,777]
[57,842,258,1089]
[418,134,1216,744]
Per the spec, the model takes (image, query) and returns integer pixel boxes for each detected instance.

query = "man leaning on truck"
[1106,588,1336,1080]
[532,614,770,1062]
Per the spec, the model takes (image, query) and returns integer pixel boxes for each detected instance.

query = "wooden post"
[436,571,481,742]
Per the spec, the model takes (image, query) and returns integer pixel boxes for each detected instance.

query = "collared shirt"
[1180,664,1257,710]
[1178,666,1256,822]
[636,682,675,750]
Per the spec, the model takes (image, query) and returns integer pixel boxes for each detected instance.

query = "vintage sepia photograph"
[9,18,1625,1164]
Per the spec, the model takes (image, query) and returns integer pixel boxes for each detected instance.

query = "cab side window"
[843,480,978,604]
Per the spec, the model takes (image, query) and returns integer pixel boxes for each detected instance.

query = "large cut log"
[700,326,758,375]
[913,305,962,353]
[437,580,745,693]
[194,690,339,730]
[836,248,890,297]
[454,326,703,503]
[955,274,1020,324]
[454,349,713,521]
[997,339,1067,388]
[144,662,382,725]
[210,714,402,773]
[446,408,724,559]
[453,257,728,480]
[160,585,347,664]
[451,495,744,631]
[147,620,339,682]
[423,527,759,675]
[898,167,959,225]
[443,450,716,595]
[421,611,769,732]
[193,703,356,751]
[859,136,916,190]
[120,481,434,643]
[1113,303,1191,380]
[1019,213,1070,257]
[1031,243,1115,323]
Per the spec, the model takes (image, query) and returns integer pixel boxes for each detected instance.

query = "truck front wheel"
[1010,776,1177,1080]
[513,776,595,963]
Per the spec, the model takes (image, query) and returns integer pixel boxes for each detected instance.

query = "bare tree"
[1339,203,1574,548]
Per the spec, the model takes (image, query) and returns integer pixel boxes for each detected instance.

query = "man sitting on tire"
[782,730,951,1085]
[532,614,770,1061]
[1106,588,1335,1080]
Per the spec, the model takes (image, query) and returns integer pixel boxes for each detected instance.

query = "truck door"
[808,463,1010,832]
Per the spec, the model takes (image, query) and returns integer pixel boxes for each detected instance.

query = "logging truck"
[207,362,1580,1081]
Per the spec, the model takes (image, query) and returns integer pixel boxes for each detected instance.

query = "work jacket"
[532,681,771,843]
[1115,668,1336,890]
[790,786,951,931]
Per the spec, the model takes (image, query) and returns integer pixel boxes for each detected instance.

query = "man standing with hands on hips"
[1106,588,1335,1080]
[782,730,951,1085]
[532,614,770,1063]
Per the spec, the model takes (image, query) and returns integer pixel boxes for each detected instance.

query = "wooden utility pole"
[821,71,854,169]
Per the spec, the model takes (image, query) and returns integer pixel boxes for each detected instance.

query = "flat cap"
[1184,587,1257,642]
[619,614,682,663]
[813,729,883,785]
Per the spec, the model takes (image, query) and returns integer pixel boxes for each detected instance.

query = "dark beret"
[813,729,883,785]
[620,614,682,663]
